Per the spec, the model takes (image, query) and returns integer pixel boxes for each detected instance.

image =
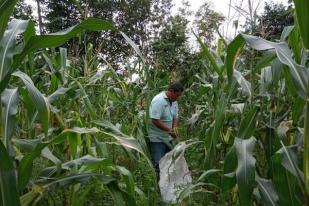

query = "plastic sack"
[159,142,192,203]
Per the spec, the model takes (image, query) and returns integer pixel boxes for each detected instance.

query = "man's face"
[170,90,182,102]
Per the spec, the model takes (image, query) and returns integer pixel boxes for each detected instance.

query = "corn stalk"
[293,0,309,194]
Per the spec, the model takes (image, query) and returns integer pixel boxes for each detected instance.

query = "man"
[148,81,183,175]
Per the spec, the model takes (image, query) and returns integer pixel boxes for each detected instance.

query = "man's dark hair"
[168,81,183,92]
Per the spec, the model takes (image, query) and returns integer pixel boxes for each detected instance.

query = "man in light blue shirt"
[148,82,183,175]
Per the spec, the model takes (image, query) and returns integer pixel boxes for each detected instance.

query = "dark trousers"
[149,142,171,178]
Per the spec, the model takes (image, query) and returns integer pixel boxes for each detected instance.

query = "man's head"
[166,81,183,102]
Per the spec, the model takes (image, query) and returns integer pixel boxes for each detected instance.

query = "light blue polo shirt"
[148,91,178,142]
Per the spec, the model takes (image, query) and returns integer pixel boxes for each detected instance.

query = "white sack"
[159,142,192,203]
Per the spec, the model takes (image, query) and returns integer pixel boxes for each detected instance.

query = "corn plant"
[0,1,155,205]
[179,2,309,203]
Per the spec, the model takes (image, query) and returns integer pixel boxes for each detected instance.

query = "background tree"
[255,1,294,39]
[149,0,173,40]
[12,0,34,20]
[194,2,225,46]
[43,0,153,68]
[45,0,81,32]
[151,14,190,74]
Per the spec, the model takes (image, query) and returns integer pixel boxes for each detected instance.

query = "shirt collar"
[162,91,172,104]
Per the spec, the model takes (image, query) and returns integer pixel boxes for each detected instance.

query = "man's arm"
[172,118,179,140]
[172,118,178,129]
[152,119,177,139]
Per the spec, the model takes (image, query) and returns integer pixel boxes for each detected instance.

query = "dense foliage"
[1,0,309,205]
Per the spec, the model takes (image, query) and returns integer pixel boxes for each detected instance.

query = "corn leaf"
[226,34,246,85]
[0,0,18,39]
[75,81,98,119]
[1,88,19,156]
[14,18,115,68]
[0,141,20,206]
[120,31,145,64]
[234,137,256,206]
[241,34,309,99]
[12,71,50,138]
[256,175,279,206]
[280,26,295,42]
[237,106,259,139]
[94,120,144,154]
[18,127,100,190]
[0,19,30,89]
[115,166,136,205]
[293,0,309,49]
[206,96,226,168]
[193,31,222,77]
[21,173,127,206]
[39,155,112,177]
[233,69,251,97]
[47,87,70,103]
[272,154,299,206]
[277,141,306,193]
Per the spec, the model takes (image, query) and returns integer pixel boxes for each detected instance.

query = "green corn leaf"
[94,120,144,154]
[19,88,36,126]
[115,166,136,204]
[21,173,127,206]
[292,97,305,124]
[287,26,302,64]
[197,169,222,182]
[54,127,100,143]
[237,106,259,139]
[206,96,226,168]
[280,26,295,42]
[193,31,222,77]
[0,0,18,39]
[272,154,299,206]
[255,175,279,206]
[255,51,276,72]
[18,127,100,190]
[39,155,112,177]
[293,0,309,49]
[75,81,98,119]
[234,137,256,206]
[47,87,70,103]
[120,31,145,64]
[305,102,309,195]
[59,47,67,77]
[41,147,61,165]
[241,34,309,99]
[12,138,40,152]
[12,71,50,138]
[18,143,47,190]
[225,34,246,85]
[0,141,20,206]
[1,88,19,156]
[55,127,99,158]
[14,18,116,68]
[277,141,307,198]
[233,69,251,97]
[94,120,155,177]
[0,19,30,88]
[271,58,284,85]
[222,146,237,193]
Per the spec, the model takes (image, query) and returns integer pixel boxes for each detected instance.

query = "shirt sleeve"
[149,100,164,119]
[173,102,178,119]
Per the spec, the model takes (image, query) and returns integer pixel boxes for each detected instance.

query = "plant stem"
[304,81,309,201]
[304,97,309,195]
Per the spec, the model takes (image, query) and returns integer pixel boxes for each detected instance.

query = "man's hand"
[169,128,179,141]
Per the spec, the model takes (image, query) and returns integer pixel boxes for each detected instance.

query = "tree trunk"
[37,0,43,34]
